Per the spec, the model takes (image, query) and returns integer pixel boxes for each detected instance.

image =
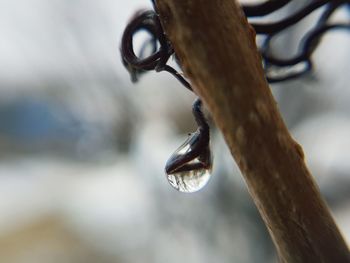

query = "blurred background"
[0,0,349,262]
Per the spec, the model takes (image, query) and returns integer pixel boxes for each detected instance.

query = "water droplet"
[165,132,212,193]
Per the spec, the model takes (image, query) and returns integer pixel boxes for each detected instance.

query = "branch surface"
[155,0,350,262]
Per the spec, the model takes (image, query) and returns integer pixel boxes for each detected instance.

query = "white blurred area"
[0,1,349,262]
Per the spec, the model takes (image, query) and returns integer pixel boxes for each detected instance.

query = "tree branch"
[155,0,350,262]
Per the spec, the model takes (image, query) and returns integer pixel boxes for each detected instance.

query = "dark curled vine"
[245,0,350,82]
[120,0,350,192]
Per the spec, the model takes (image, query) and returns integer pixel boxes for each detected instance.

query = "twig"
[155,0,350,261]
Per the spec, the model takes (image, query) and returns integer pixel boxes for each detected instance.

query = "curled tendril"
[248,0,350,82]
[120,9,191,90]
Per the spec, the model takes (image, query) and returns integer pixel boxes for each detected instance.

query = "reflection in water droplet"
[167,167,211,193]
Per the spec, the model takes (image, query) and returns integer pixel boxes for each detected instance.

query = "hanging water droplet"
[165,131,212,193]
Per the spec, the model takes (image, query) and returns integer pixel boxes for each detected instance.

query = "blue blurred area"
[0,98,80,142]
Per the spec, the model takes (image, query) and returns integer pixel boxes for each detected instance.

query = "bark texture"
[155,0,350,262]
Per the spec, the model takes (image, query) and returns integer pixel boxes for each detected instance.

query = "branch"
[155,0,350,262]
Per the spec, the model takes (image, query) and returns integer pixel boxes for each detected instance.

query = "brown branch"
[155,0,350,262]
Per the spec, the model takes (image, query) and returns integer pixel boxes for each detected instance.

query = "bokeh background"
[0,1,349,262]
